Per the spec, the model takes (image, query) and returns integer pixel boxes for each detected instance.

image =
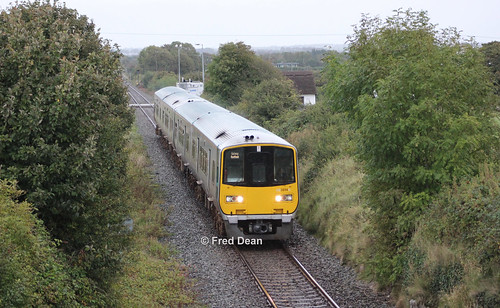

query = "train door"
[196,137,200,174]
[208,149,212,188]
[173,117,178,149]
[183,125,188,157]
[184,125,189,162]
[208,148,217,199]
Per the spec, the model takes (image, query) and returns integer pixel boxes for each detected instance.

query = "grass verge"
[111,124,198,307]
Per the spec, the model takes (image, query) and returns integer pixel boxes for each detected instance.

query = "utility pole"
[176,43,182,83]
[196,43,205,84]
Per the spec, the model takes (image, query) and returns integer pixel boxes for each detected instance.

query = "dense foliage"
[205,41,283,106]
[0,0,133,303]
[134,42,207,90]
[138,42,201,75]
[235,78,301,126]
[323,9,499,288]
[0,180,83,306]
[259,48,334,70]
[480,41,500,96]
[403,167,499,307]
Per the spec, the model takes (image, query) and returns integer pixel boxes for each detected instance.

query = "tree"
[205,41,282,105]
[0,180,96,306]
[0,0,133,297]
[324,9,499,285]
[163,41,199,74]
[480,41,500,95]
[138,45,175,72]
[138,42,200,75]
[237,78,301,126]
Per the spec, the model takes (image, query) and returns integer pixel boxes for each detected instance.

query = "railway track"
[126,83,156,128]
[128,85,341,308]
[235,242,340,308]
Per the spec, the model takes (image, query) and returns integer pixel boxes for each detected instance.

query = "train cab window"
[223,148,244,183]
[223,146,295,186]
[252,163,266,183]
[273,147,295,184]
[248,152,271,184]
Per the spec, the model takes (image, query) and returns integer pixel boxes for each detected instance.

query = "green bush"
[323,9,499,286]
[235,78,301,126]
[205,42,283,106]
[145,71,178,91]
[0,0,133,300]
[0,180,92,306]
[401,167,499,307]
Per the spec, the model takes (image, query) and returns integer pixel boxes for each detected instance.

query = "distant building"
[275,62,299,70]
[176,80,204,96]
[283,71,317,105]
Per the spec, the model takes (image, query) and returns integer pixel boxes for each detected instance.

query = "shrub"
[0,180,91,306]
[324,9,499,286]
[0,0,133,298]
[401,167,499,307]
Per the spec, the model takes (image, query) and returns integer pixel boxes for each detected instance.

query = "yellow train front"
[220,143,298,240]
[153,86,298,240]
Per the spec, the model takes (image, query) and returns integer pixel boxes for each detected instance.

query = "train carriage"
[154,87,298,240]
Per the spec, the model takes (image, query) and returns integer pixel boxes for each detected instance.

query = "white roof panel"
[155,87,293,149]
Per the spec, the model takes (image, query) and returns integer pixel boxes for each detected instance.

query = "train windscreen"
[223,146,295,186]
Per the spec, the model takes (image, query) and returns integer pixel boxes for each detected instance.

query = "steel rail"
[234,245,278,308]
[127,89,156,128]
[283,246,341,308]
[127,83,154,106]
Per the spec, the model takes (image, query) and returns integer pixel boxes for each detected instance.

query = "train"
[153,87,298,240]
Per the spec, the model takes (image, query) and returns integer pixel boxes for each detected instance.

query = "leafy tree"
[259,48,335,70]
[138,45,175,72]
[0,180,72,306]
[480,41,500,95]
[205,41,282,105]
[138,42,200,75]
[162,41,199,74]
[236,78,301,126]
[324,9,499,285]
[0,0,133,297]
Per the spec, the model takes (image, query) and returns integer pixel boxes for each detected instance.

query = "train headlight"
[275,194,293,202]
[226,195,244,203]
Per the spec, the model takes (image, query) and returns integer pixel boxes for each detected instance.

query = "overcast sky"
[1,0,499,50]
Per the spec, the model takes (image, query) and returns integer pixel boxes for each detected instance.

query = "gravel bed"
[287,226,394,307]
[135,108,268,307]
[134,98,395,307]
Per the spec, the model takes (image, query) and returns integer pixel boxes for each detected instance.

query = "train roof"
[155,87,293,150]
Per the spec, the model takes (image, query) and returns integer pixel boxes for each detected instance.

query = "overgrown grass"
[111,124,197,307]
[298,156,369,267]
